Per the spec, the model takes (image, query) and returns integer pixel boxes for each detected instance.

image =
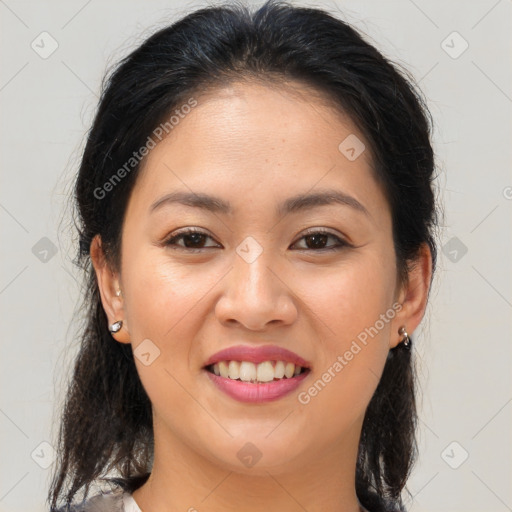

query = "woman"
[48,0,438,511]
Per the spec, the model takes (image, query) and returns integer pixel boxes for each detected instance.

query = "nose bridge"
[215,235,296,328]
[233,236,279,302]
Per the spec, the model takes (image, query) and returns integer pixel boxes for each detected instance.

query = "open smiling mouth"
[204,360,310,384]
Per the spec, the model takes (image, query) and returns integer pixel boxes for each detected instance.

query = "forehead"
[127,81,388,223]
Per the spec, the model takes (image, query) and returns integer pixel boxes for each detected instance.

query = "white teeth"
[218,361,229,378]
[209,360,305,382]
[239,361,257,382]
[284,362,295,378]
[274,360,285,378]
[228,360,240,380]
[256,361,275,382]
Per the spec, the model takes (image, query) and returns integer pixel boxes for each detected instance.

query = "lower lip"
[204,369,310,403]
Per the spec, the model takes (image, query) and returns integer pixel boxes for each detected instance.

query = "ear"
[90,234,131,344]
[390,242,433,349]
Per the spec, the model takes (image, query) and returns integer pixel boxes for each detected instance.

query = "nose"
[215,248,298,331]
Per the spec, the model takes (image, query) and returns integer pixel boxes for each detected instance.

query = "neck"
[132,414,366,512]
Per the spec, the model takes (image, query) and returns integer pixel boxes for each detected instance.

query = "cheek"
[122,246,230,391]
[122,252,215,418]
[294,248,396,344]
[123,244,218,336]
[291,249,396,415]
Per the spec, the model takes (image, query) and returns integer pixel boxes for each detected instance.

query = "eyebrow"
[149,189,370,218]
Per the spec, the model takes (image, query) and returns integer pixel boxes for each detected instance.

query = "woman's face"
[94,81,422,475]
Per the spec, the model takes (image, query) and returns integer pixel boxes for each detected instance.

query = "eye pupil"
[305,234,328,249]
[183,233,205,248]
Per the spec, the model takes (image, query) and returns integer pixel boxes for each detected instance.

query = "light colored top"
[56,488,142,511]
[123,490,143,512]
[60,488,376,511]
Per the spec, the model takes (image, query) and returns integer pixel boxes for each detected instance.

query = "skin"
[91,80,432,512]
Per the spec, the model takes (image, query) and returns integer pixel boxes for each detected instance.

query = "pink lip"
[205,369,310,403]
[203,345,312,368]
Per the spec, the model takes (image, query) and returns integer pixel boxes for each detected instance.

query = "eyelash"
[163,227,351,253]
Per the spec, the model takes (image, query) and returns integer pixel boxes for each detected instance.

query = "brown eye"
[291,230,350,251]
[164,229,221,250]
[163,228,350,253]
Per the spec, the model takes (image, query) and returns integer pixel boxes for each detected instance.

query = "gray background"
[1,1,511,511]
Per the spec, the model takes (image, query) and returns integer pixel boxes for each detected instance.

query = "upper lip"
[203,345,312,369]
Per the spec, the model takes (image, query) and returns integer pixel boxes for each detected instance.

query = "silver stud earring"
[398,326,410,349]
[115,289,122,297]
[109,320,123,333]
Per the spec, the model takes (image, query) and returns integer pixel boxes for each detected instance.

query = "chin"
[202,437,305,476]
